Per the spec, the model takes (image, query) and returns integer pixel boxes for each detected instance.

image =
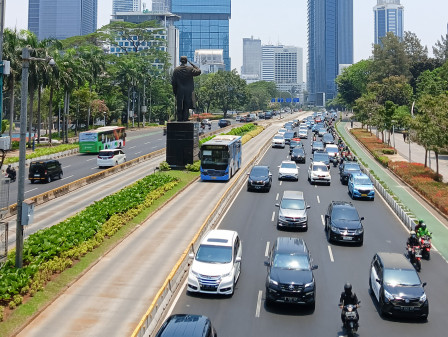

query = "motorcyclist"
[406,231,420,248]
[6,165,16,181]
[339,283,359,324]
[416,222,432,239]
[414,219,424,233]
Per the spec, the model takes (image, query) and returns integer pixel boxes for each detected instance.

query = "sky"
[4,0,448,75]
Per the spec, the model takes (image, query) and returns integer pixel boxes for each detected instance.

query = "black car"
[369,252,428,319]
[322,133,334,144]
[264,237,318,308]
[291,147,306,163]
[265,111,272,119]
[311,141,325,153]
[283,131,297,145]
[312,151,330,168]
[289,139,303,154]
[247,165,272,192]
[155,314,217,337]
[339,162,362,185]
[29,159,63,183]
[218,119,231,128]
[325,201,364,245]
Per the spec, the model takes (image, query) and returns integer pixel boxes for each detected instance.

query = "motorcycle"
[420,235,432,260]
[5,170,16,182]
[341,302,360,337]
[407,245,422,272]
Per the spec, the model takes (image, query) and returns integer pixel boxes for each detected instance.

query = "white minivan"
[97,149,126,168]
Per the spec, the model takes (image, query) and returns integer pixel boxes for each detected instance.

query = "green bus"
[79,126,126,153]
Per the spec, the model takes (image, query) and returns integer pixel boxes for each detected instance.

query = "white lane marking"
[91,167,99,170]
[157,138,163,141]
[321,215,325,226]
[134,151,142,155]
[25,188,38,194]
[62,165,71,169]
[144,141,151,144]
[279,181,282,186]
[61,175,74,181]
[216,182,246,229]
[328,245,335,262]
[317,195,320,203]
[129,146,137,149]
[166,278,188,319]
[271,211,275,222]
[276,193,279,201]
[265,242,270,257]
[255,290,263,318]
[151,146,157,149]
[86,158,96,161]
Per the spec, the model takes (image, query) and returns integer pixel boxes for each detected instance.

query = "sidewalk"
[338,122,448,261]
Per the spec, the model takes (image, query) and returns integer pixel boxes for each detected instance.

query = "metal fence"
[0,221,8,263]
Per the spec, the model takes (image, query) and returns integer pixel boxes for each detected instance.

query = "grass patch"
[0,170,199,336]
[5,144,79,165]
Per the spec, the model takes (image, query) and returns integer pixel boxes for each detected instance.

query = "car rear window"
[281,162,296,169]
[99,151,114,157]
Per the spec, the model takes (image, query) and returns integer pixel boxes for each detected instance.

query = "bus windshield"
[201,148,230,170]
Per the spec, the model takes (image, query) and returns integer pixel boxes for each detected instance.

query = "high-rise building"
[152,0,171,12]
[194,49,225,74]
[242,37,262,81]
[28,0,98,41]
[171,0,231,71]
[374,0,404,44]
[307,0,353,104]
[113,0,141,15]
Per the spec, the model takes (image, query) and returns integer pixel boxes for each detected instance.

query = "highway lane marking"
[62,165,71,169]
[61,175,74,181]
[25,188,38,194]
[91,167,99,170]
[216,181,246,229]
[151,146,158,149]
[86,158,96,161]
[328,245,334,262]
[276,193,279,201]
[166,278,188,319]
[157,138,163,141]
[255,290,263,318]
[134,151,142,155]
[271,211,275,222]
[129,146,137,149]
[321,215,325,226]
[144,141,151,144]
[317,195,320,203]
[279,181,282,186]
[265,242,270,257]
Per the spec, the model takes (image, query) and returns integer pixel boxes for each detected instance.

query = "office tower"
[28,0,97,41]
[374,0,404,44]
[113,0,141,15]
[152,0,171,12]
[261,45,303,95]
[194,49,225,74]
[171,0,231,71]
[242,37,262,81]
[307,0,353,105]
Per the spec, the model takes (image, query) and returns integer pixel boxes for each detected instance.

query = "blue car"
[348,173,375,200]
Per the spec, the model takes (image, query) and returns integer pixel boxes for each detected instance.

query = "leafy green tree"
[194,73,215,113]
[335,60,371,108]
[245,81,278,111]
[416,69,447,100]
[433,33,448,64]
[209,70,248,117]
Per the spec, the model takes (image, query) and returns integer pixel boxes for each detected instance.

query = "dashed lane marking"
[255,290,263,318]
[265,242,270,257]
[328,245,335,262]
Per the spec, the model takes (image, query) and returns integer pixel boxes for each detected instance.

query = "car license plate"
[343,236,353,241]
[201,285,217,291]
[285,297,299,302]
[34,174,40,177]
[255,186,261,189]
[361,194,367,197]
[401,306,414,311]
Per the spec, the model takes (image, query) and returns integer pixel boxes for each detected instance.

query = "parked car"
[97,149,126,168]
[155,314,217,337]
[308,161,331,185]
[272,135,286,148]
[339,162,362,184]
[29,159,63,183]
[348,173,375,200]
[218,119,232,128]
[291,147,306,163]
[278,160,299,181]
[235,115,242,122]
[264,237,317,308]
[247,165,272,192]
[325,201,364,245]
[276,190,310,230]
[37,137,60,144]
[369,252,428,319]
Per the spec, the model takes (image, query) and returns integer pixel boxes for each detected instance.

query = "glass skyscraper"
[28,0,97,41]
[307,0,353,104]
[113,0,141,15]
[374,0,404,45]
[171,0,231,71]
[242,37,262,79]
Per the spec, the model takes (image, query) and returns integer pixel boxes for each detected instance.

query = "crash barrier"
[131,126,275,337]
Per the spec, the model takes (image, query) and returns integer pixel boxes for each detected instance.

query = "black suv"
[155,314,217,337]
[264,237,318,308]
[247,165,272,192]
[29,160,63,183]
[218,119,231,128]
[311,141,325,154]
[339,162,362,185]
[291,147,306,163]
[369,252,428,319]
[325,201,364,245]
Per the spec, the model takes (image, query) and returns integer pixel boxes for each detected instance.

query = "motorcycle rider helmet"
[418,219,424,225]
[421,223,427,230]
[344,283,352,295]
[410,230,416,237]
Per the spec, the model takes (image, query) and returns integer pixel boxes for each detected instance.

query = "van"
[29,160,63,183]
[155,314,217,337]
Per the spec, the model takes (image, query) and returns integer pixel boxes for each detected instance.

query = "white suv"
[187,230,242,295]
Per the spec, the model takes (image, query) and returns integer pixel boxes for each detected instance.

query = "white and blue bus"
[200,135,242,181]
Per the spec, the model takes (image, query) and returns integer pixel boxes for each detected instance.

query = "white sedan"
[298,129,308,139]
[308,161,331,185]
[278,160,299,181]
[272,135,286,148]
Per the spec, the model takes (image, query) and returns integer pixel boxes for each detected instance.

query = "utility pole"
[0,0,6,132]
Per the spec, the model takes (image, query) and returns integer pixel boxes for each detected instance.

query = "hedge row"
[350,128,396,167]
[199,123,258,146]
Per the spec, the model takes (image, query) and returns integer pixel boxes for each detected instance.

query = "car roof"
[281,160,296,165]
[202,230,236,247]
[275,237,308,255]
[377,252,414,270]
[312,161,327,167]
[326,144,338,149]
[156,314,211,337]
[282,190,304,199]
[352,173,370,180]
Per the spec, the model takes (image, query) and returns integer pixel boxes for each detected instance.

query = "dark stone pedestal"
[166,122,199,169]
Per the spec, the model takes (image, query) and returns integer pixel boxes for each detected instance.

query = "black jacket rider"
[340,288,359,324]
[407,235,420,247]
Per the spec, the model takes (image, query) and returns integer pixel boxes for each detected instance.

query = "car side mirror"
[189,253,195,259]
[235,257,242,263]
[360,217,365,221]
[275,203,280,207]
[312,265,318,270]
[422,282,427,287]
[264,260,270,267]
[306,205,311,209]
[325,214,329,219]
[269,173,272,177]
[247,172,250,175]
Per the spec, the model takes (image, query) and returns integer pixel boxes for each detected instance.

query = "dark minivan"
[155,314,217,337]
[29,160,63,183]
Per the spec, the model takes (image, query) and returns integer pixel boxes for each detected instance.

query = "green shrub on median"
[5,144,79,165]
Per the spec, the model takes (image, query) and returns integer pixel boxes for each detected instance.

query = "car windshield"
[332,207,359,221]
[384,269,421,286]
[354,177,372,185]
[251,167,268,176]
[281,198,305,210]
[290,141,300,146]
[293,148,304,155]
[278,128,287,133]
[195,245,232,264]
[274,135,284,140]
[313,165,328,172]
[326,148,338,154]
[284,132,294,138]
[345,164,361,171]
[281,163,297,169]
[273,254,310,270]
[314,153,329,161]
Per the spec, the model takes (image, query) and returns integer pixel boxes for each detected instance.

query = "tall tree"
[245,81,278,112]
[335,60,371,108]
[433,33,448,64]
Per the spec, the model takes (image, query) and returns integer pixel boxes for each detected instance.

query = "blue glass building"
[171,0,231,71]
[28,0,97,41]
[374,0,404,45]
[307,0,353,104]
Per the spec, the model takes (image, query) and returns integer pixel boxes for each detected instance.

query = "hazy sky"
[4,0,448,74]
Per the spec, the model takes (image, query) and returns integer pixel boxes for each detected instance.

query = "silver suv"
[275,191,310,230]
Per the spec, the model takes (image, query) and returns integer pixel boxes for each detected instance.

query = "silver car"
[276,190,310,230]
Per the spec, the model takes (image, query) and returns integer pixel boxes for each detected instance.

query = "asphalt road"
[167,126,448,337]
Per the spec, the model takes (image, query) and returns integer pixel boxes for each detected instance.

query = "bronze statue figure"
[171,56,202,121]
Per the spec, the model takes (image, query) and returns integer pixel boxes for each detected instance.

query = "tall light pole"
[0,0,6,130]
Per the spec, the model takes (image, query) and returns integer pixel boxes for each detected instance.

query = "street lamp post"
[103,111,106,126]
